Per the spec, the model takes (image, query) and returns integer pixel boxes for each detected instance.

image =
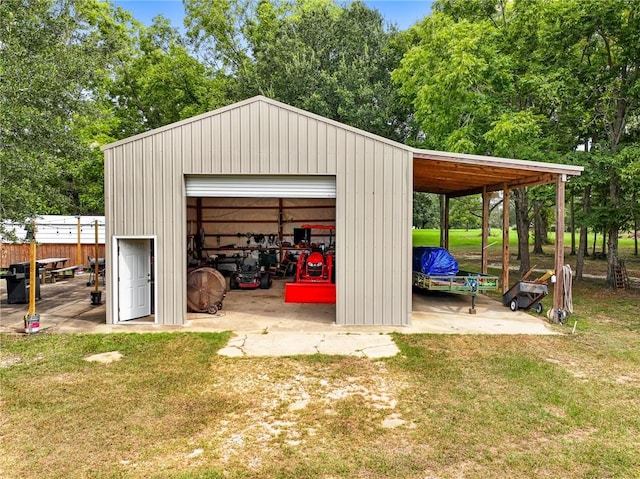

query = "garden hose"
[548,264,574,324]
[562,264,573,315]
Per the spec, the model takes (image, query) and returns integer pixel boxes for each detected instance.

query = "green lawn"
[413,228,640,278]
[1,279,639,478]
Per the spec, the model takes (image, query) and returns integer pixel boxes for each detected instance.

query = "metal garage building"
[102,96,582,326]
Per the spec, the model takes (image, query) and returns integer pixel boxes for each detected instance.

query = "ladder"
[614,260,630,289]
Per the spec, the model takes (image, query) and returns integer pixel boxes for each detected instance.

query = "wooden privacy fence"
[1,243,106,269]
[1,215,105,269]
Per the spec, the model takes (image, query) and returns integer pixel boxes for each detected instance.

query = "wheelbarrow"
[502,280,548,314]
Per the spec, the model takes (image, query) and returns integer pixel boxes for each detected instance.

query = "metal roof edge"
[101,96,270,151]
[253,97,413,151]
[412,148,584,175]
[101,95,413,152]
[100,95,582,178]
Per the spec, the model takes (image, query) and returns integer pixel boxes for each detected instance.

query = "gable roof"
[103,95,582,196]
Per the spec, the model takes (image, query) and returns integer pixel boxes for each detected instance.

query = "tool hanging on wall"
[194,228,206,259]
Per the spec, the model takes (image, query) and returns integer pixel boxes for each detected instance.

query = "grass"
[2,282,639,478]
[1,231,639,478]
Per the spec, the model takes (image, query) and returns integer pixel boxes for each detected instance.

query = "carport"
[412,150,583,313]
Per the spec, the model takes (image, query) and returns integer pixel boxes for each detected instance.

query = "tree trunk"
[514,188,530,275]
[533,200,544,254]
[575,186,591,281]
[606,175,621,287]
[634,192,638,257]
[487,198,503,238]
[592,230,597,257]
[635,216,638,257]
[541,208,550,244]
[570,194,576,255]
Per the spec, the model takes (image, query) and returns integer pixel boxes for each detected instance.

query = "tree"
[413,193,439,228]
[392,2,570,275]
[449,196,481,230]
[529,185,554,255]
[394,0,640,282]
[0,0,133,223]
[107,15,233,138]
[184,0,414,142]
[539,0,640,286]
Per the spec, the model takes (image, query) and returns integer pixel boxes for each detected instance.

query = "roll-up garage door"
[185,175,336,198]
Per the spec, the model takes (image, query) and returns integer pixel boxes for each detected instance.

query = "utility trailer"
[412,271,500,314]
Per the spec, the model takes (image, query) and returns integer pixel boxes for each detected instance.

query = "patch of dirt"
[544,355,593,381]
[84,351,123,364]
[129,358,409,474]
[544,405,567,418]
[615,375,638,384]
[563,427,597,442]
[0,354,21,368]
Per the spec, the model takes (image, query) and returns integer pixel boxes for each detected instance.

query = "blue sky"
[113,0,432,31]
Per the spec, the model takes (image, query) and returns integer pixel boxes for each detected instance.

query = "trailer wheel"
[509,299,518,312]
[534,303,543,314]
[208,305,218,315]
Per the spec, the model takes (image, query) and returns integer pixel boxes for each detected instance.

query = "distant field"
[413,229,639,279]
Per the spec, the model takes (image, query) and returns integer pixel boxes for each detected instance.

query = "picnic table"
[36,257,78,283]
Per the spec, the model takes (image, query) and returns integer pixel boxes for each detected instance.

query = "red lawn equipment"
[229,256,272,290]
[284,225,336,304]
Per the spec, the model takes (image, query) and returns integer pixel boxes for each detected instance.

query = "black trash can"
[4,262,41,304]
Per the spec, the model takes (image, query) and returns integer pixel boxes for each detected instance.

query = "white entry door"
[118,239,151,321]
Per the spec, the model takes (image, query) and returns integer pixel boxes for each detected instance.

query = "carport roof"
[412,149,583,197]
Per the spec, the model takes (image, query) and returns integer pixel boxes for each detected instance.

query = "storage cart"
[502,281,548,314]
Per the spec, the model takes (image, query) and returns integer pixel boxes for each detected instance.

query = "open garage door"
[185,175,336,198]
[185,174,337,325]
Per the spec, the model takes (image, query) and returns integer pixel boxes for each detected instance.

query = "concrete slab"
[217,332,401,358]
[315,333,400,358]
[1,274,559,359]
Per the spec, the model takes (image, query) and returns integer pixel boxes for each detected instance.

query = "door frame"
[112,235,157,324]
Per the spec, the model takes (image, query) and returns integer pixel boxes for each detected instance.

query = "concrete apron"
[0,276,557,358]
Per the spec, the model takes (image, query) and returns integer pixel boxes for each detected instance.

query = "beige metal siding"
[183,101,344,177]
[105,127,186,326]
[104,96,412,326]
[335,139,411,326]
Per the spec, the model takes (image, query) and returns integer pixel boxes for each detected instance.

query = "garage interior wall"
[186,197,336,250]
[104,96,413,326]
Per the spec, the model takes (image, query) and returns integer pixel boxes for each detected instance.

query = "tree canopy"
[0,0,130,223]
[392,0,640,283]
[1,0,638,286]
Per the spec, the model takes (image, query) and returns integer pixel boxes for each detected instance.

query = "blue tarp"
[413,247,459,276]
